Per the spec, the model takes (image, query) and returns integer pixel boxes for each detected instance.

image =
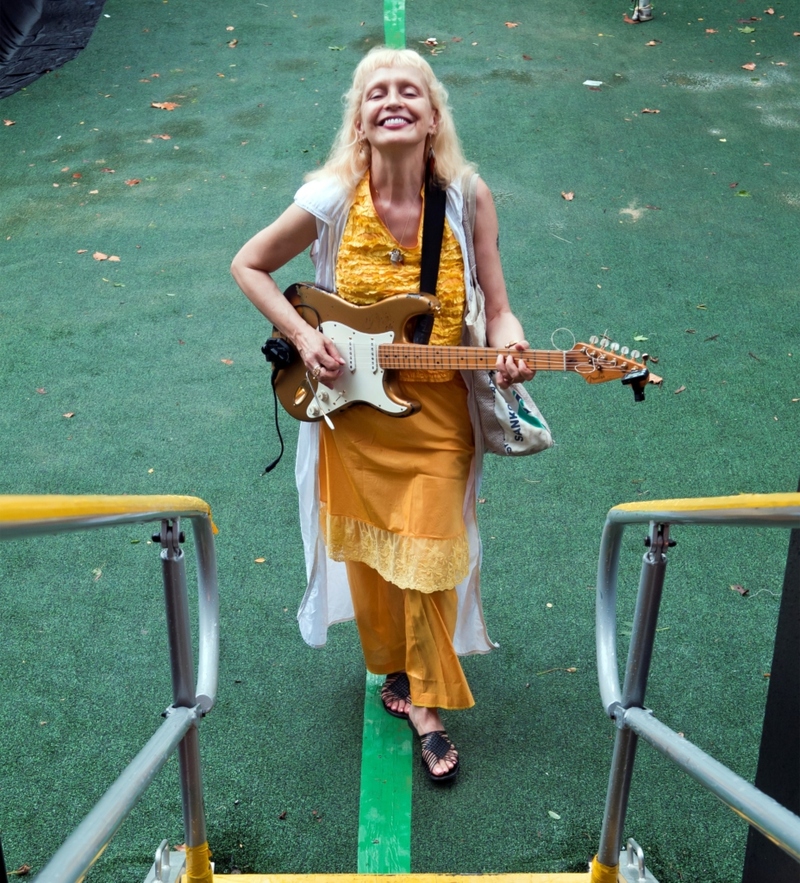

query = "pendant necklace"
[376,192,418,265]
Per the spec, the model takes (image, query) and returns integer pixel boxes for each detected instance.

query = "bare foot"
[408,705,459,780]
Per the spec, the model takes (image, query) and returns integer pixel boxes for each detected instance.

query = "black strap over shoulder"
[413,156,447,345]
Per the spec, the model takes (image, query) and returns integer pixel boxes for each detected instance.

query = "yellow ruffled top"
[335,173,466,381]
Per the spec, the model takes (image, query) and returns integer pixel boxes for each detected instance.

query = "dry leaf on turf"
[125,179,140,186]
[221,358,234,365]
[674,385,686,394]
[153,133,172,139]
[741,62,757,71]
[504,21,520,28]
[642,108,660,113]
[93,251,108,261]
[151,101,180,110]
[730,583,749,596]
[561,191,575,201]
[3,119,15,126]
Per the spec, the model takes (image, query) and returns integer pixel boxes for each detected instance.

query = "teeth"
[382,117,409,125]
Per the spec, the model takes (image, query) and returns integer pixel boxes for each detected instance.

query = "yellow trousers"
[346,559,475,710]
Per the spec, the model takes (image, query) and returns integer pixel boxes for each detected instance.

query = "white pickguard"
[304,321,404,419]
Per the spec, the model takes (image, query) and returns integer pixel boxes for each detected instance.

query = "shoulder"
[294,175,354,225]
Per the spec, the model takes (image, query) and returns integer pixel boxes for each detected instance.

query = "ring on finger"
[311,364,322,379]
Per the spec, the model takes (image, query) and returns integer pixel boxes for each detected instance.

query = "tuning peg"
[631,349,641,360]
[600,337,610,348]
[590,335,599,345]
[620,346,630,356]
[610,342,620,352]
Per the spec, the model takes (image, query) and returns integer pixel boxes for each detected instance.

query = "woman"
[231,46,534,782]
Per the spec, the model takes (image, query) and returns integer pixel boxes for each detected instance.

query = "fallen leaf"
[645,40,661,46]
[738,26,756,34]
[93,251,108,261]
[153,133,172,139]
[108,255,121,262]
[36,388,46,394]
[642,108,660,113]
[686,329,696,333]
[764,6,774,12]
[278,811,287,820]
[101,167,115,173]
[730,583,749,596]
[227,39,239,48]
[522,53,532,60]
[151,101,180,110]
[741,62,757,71]
[422,37,438,46]
[729,182,739,188]
[8,864,32,877]
[3,119,15,126]
[764,672,771,678]
[705,333,720,341]
[63,412,75,418]
[452,36,462,42]
[674,385,686,394]
[254,557,266,563]
[561,191,575,201]
[221,358,234,365]
[633,335,648,342]
[706,28,718,33]
[504,21,520,28]
[328,45,345,50]
[548,811,561,820]
[125,179,141,186]
[773,61,787,66]
[226,25,235,31]
[696,304,707,310]
[77,249,87,254]
[736,190,751,197]
[89,189,98,194]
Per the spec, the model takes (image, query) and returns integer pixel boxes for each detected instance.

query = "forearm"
[485,309,527,350]
[231,262,311,349]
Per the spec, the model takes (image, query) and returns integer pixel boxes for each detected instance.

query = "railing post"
[596,522,670,866]
[156,519,210,878]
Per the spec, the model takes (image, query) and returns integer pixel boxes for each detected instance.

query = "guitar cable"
[261,337,292,473]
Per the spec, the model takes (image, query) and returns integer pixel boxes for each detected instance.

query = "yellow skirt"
[319,374,474,594]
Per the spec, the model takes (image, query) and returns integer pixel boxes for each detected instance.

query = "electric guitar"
[264,283,662,423]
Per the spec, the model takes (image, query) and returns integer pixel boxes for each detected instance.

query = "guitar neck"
[378,344,582,373]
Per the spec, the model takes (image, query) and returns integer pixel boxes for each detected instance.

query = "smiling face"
[355,65,439,153]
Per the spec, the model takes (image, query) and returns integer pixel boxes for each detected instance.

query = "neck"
[368,145,426,204]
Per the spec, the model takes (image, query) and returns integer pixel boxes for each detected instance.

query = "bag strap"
[412,155,447,345]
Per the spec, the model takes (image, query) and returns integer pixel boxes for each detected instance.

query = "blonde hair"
[306,46,475,190]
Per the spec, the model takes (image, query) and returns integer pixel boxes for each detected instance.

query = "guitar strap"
[413,153,447,345]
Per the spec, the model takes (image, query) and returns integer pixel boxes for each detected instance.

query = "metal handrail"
[0,495,219,883]
[593,492,800,877]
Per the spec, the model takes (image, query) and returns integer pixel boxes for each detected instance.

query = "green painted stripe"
[357,672,413,873]
[383,0,406,49]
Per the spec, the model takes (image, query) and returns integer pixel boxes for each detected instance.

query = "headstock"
[573,336,663,401]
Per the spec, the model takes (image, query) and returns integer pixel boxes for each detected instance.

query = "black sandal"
[408,720,460,783]
[380,672,411,720]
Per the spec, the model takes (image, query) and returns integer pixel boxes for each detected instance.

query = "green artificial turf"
[0,0,798,880]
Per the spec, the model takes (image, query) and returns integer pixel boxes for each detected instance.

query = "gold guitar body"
[271,283,441,423]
